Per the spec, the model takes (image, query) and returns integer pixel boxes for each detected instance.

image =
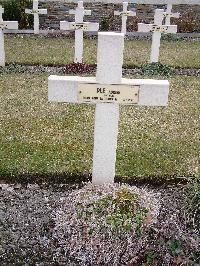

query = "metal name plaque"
[150,25,169,33]
[120,12,134,16]
[69,23,88,30]
[78,83,139,104]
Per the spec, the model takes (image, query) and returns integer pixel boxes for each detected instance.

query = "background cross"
[60,1,99,63]
[0,5,18,67]
[114,2,136,34]
[164,4,180,25]
[25,0,47,34]
[138,9,177,63]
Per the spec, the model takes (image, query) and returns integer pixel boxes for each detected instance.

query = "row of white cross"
[0,1,180,67]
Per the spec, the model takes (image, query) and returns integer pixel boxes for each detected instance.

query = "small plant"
[146,250,157,265]
[143,62,174,76]
[189,251,200,265]
[161,33,181,42]
[75,186,150,236]
[167,239,182,257]
[0,63,27,74]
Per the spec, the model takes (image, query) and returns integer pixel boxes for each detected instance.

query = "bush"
[0,0,33,29]
[176,9,200,33]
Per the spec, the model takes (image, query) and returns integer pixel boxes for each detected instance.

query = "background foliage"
[0,0,33,29]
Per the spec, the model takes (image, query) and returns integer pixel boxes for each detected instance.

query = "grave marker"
[138,9,177,63]
[48,32,169,184]
[164,4,180,25]
[60,1,99,63]
[114,2,136,34]
[25,0,47,34]
[0,5,18,67]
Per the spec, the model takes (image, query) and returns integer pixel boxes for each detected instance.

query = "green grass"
[0,72,199,178]
[5,35,200,68]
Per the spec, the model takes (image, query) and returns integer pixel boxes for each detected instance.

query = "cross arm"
[69,9,91,15]
[138,23,177,33]
[48,75,169,106]
[48,76,96,103]
[60,21,99,31]
[25,9,47,14]
[114,11,136,16]
[163,12,180,18]
[0,21,18,30]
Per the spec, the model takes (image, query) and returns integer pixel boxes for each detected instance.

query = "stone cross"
[164,4,180,25]
[60,1,99,63]
[114,2,136,34]
[48,32,169,185]
[0,5,4,19]
[138,9,177,63]
[25,0,47,34]
[0,5,18,67]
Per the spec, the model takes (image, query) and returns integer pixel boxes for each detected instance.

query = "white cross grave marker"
[114,2,136,34]
[48,32,169,184]
[0,5,18,67]
[138,9,177,63]
[25,0,47,34]
[60,1,99,63]
[164,4,180,25]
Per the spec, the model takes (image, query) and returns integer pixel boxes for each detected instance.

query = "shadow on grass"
[0,172,189,187]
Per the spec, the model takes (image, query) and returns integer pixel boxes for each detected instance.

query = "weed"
[75,187,149,236]
[146,250,157,265]
[168,239,182,257]
[0,63,27,74]
[143,62,174,76]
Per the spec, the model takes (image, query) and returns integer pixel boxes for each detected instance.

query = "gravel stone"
[0,182,199,265]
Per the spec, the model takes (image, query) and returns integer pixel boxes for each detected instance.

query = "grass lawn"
[0,72,199,179]
[5,35,200,68]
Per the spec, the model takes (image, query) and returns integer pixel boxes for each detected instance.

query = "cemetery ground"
[4,34,200,68]
[0,35,200,265]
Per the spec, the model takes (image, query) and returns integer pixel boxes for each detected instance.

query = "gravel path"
[0,182,199,265]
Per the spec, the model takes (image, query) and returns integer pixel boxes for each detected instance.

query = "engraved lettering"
[97,88,105,93]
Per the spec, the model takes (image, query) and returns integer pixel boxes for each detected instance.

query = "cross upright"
[25,0,47,34]
[0,5,18,67]
[138,9,177,63]
[60,1,99,63]
[48,32,169,185]
[0,5,4,20]
[164,4,180,25]
[114,2,136,34]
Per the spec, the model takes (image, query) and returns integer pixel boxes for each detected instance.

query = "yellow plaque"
[78,83,139,104]
[120,12,133,16]
[69,23,88,31]
[150,25,169,33]
[29,10,40,14]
